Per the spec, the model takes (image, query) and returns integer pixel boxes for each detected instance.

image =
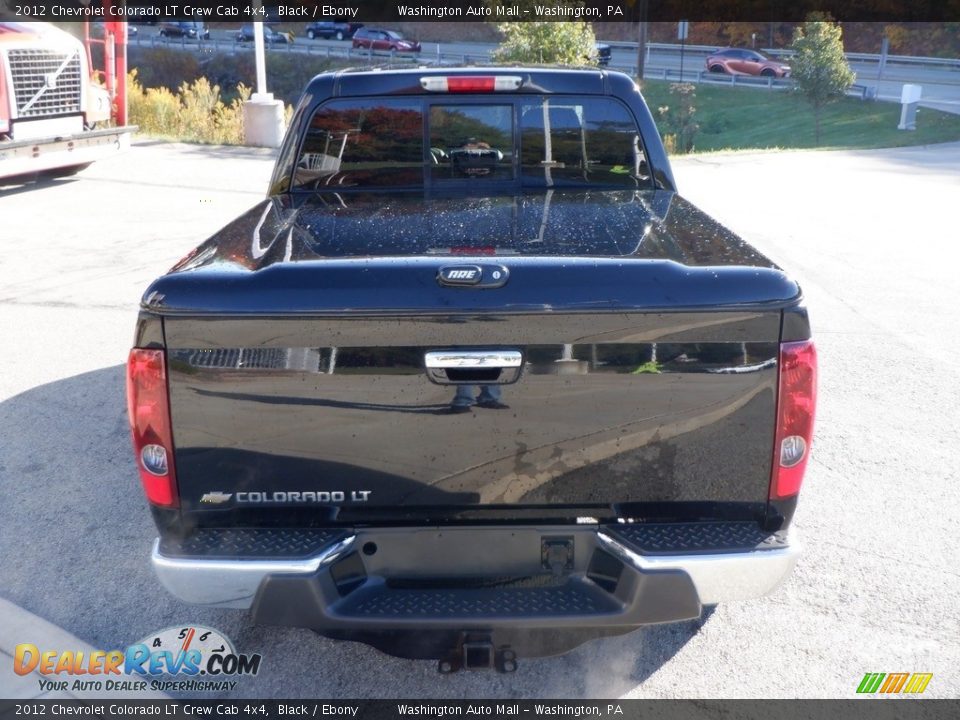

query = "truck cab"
[0,21,132,181]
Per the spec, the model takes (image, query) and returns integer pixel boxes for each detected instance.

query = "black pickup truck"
[128,67,816,672]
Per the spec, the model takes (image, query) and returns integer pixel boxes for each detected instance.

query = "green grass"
[640,80,960,153]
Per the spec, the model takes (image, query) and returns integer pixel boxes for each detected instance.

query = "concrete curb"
[0,597,169,700]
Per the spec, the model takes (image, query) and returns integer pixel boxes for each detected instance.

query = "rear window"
[519,99,647,187]
[294,99,424,190]
[429,104,514,182]
[292,96,651,191]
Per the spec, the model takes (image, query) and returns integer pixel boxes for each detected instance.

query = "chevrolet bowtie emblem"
[200,491,234,504]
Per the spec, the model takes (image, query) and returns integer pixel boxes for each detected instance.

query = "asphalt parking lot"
[1,138,958,699]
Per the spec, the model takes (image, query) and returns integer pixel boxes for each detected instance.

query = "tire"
[307,30,315,40]
[760,69,775,77]
[709,64,725,73]
[336,31,344,41]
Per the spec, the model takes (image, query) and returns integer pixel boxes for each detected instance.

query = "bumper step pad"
[606,521,787,555]
[341,581,619,619]
[158,528,347,559]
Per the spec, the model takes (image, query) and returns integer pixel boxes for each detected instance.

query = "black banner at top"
[0,700,958,719]
[1,0,960,23]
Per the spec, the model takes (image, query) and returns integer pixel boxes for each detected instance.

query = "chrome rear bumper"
[152,524,799,612]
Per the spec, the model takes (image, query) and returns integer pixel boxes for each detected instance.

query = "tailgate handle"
[424,350,523,385]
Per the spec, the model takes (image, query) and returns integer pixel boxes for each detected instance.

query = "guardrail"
[638,65,793,89]
[609,62,875,102]
[608,41,960,72]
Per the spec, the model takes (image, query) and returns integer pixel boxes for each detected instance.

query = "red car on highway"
[705,48,791,77]
[352,27,421,53]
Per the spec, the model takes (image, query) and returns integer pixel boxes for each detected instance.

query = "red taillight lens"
[770,340,818,499]
[447,76,496,92]
[126,348,178,507]
[420,75,522,93]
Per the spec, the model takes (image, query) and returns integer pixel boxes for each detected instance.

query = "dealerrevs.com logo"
[14,625,261,694]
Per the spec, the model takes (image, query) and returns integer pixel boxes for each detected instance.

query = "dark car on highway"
[351,27,421,52]
[236,24,294,44]
[705,48,790,77]
[305,21,363,40]
[595,42,611,66]
[157,21,209,40]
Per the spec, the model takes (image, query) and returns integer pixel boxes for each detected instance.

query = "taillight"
[126,348,178,507]
[420,75,523,93]
[770,340,817,499]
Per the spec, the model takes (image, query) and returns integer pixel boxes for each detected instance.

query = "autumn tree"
[790,15,855,144]
[490,1,597,65]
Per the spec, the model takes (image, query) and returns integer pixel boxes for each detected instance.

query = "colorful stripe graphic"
[903,673,933,694]
[857,672,932,694]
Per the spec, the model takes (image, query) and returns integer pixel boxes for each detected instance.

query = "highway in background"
[135,29,960,113]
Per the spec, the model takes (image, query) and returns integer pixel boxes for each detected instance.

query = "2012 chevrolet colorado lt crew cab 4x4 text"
[127,67,817,672]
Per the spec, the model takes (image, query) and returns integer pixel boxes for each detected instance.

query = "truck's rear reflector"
[126,348,178,507]
[420,76,522,93]
[770,340,817,499]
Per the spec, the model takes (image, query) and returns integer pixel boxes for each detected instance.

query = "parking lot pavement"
[0,139,958,698]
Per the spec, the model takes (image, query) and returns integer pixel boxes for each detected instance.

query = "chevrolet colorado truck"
[128,67,816,672]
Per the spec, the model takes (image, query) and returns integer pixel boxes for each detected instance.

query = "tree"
[491,1,597,65]
[790,15,855,145]
[657,83,699,154]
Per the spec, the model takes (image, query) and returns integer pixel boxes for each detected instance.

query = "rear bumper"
[151,523,799,629]
[0,126,133,179]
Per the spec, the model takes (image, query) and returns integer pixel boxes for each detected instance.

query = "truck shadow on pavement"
[0,175,82,195]
[0,364,714,699]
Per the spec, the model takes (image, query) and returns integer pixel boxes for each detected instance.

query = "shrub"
[128,46,340,107]
[657,83,700,154]
[127,69,253,145]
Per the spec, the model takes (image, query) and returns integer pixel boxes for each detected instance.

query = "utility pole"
[253,9,267,97]
[678,21,689,81]
[636,0,648,81]
[242,2,285,148]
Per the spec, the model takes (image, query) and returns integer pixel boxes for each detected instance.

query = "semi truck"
[0,20,133,182]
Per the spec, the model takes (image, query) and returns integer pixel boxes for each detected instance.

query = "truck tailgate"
[149,191,797,524]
